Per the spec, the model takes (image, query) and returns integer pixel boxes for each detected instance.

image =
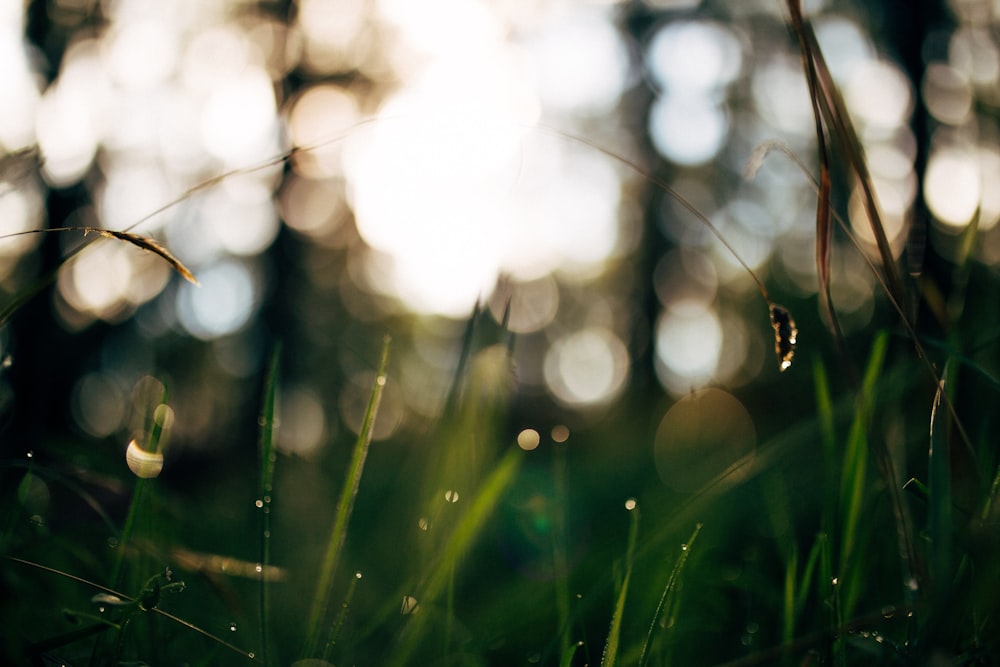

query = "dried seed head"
[770,304,797,372]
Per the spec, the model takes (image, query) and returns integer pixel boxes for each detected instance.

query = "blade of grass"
[256,343,281,667]
[601,501,640,667]
[304,335,391,657]
[782,543,797,650]
[389,446,523,666]
[838,330,888,615]
[638,522,702,667]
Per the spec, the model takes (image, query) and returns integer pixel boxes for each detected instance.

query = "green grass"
[4,7,1000,666]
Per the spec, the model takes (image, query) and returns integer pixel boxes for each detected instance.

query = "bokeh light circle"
[654,387,755,493]
[543,327,629,408]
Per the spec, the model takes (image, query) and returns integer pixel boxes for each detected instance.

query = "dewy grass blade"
[638,522,702,667]
[389,446,523,667]
[304,335,391,657]
[257,343,282,667]
[601,500,639,667]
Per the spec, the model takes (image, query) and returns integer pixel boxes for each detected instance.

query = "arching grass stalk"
[5,556,254,661]
[304,336,391,657]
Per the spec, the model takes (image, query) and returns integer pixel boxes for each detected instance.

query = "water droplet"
[255,564,263,573]
[247,651,255,659]
[881,605,895,619]
[445,490,459,503]
[681,544,688,551]
[255,499,264,509]
[98,606,105,613]
[230,622,237,632]
[354,571,362,579]
[906,576,919,592]
[107,537,120,549]
[2,354,12,368]
[624,498,637,511]
[25,451,33,459]
[263,530,270,538]
[831,577,839,586]
[527,652,541,663]
[263,495,271,504]
[551,425,570,443]
[376,374,386,386]
[418,517,430,531]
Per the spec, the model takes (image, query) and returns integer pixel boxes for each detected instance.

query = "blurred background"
[2,0,999,662]
[5,0,982,462]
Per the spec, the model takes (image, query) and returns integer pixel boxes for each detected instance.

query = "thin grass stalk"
[785,0,906,311]
[601,502,639,667]
[928,366,953,605]
[638,522,701,667]
[256,343,281,667]
[304,336,391,657]
[111,385,170,591]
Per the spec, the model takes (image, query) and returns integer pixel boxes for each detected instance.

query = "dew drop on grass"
[247,651,255,659]
[107,537,119,549]
[230,622,237,632]
[418,517,430,531]
[831,577,838,586]
[255,499,264,508]
[551,425,570,443]
[444,490,459,503]
[624,497,637,511]
[25,450,32,459]
[255,563,263,573]
[355,571,362,579]
[881,605,896,619]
